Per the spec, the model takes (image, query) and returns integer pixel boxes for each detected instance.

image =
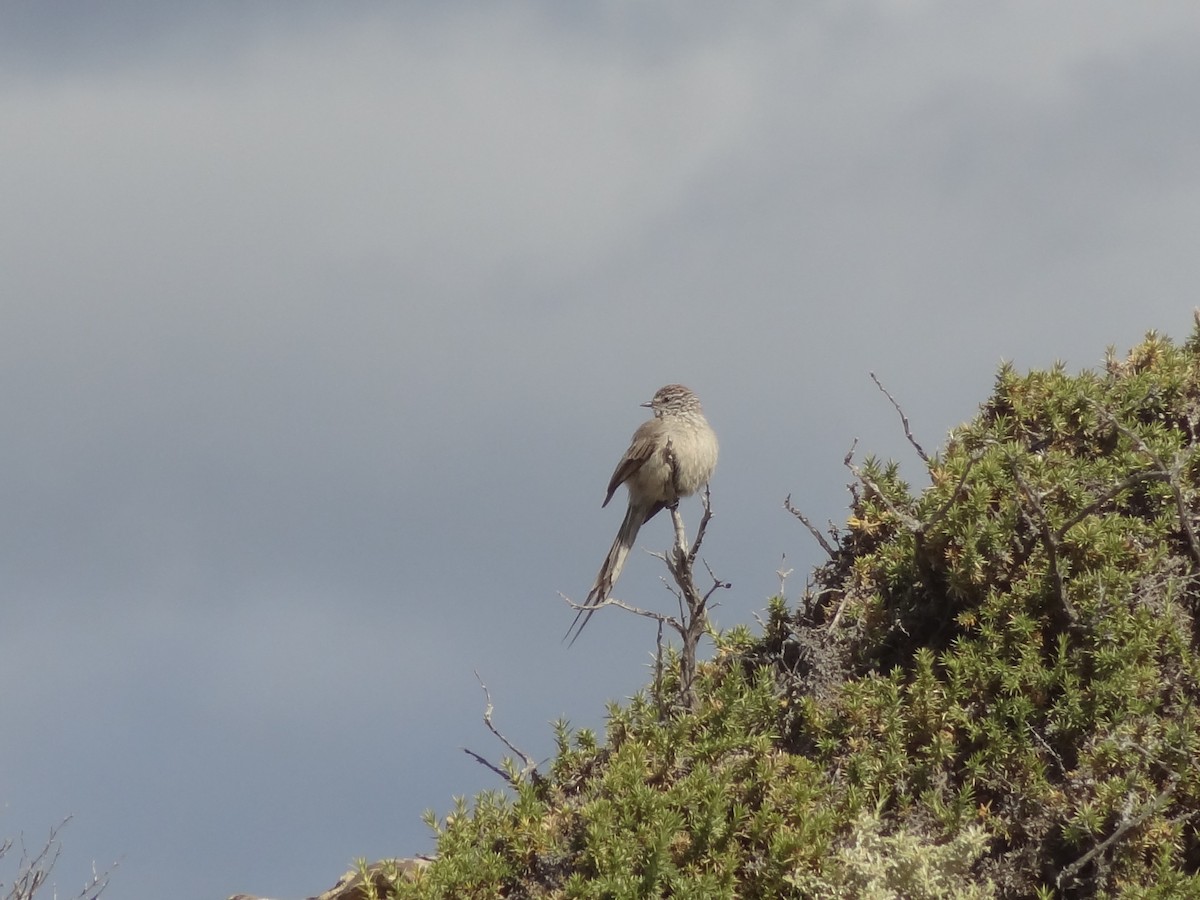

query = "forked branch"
[462,672,539,788]
[871,371,930,463]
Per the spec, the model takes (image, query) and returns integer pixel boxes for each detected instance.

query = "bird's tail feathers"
[564,503,644,645]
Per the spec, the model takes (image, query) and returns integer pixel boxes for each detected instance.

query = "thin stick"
[784,494,838,559]
[462,671,537,786]
[871,371,929,463]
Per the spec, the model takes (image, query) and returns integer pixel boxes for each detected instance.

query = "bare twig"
[462,672,538,787]
[461,747,516,783]
[784,494,838,559]
[1,817,112,900]
[871,371,930,463]
[563,590,679,632]
[701,558,731,602]
[688,484,714,565]
[1028,724,1067,778]
[74,858,113,900]
[9,826,61,900]
[669,497,688,568]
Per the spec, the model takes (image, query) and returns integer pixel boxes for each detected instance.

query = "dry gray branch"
[657,459,724,710]
[0,818,111,900]
[871,371,930,463]
[562,590,678,631]
[783,494,838,559]
[461,672,538,788]
[688,483,715,565]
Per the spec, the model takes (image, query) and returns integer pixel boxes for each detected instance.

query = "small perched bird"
[566,384,718,645]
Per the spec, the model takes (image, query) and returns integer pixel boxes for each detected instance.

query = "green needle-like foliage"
[393,325,1200,899]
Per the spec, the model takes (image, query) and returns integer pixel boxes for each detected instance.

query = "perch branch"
[563,590,679,633]
[689,484,714,564]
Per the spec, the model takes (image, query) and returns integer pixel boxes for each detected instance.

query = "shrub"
[392,325,1200,899]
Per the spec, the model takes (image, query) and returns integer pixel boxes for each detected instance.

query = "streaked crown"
[644,384,703,416]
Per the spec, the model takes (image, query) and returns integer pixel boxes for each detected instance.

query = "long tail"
[565,502,645,645]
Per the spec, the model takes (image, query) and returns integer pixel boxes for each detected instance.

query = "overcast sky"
[3,3,1200,897]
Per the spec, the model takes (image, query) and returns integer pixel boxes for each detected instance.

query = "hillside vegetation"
[389,326,1200,899]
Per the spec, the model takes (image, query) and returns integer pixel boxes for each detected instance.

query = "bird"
[565,384,718,645]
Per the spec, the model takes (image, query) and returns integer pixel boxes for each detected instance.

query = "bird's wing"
[602,423,659,507]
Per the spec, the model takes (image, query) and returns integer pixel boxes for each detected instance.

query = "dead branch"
[565,589,678,632]
[871,371,930,463]
[784,494,838,559]
[675,497,723,704]
[701,558,731,602]
[8,827,60,900]
[843,444,923,534]
[461,672,538,788]
[1,817,112,900]
[461,747,516,784]
[651,449,726,710]
[688,484,715,565]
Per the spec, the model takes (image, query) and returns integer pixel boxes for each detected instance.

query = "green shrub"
[392,325,1200,899]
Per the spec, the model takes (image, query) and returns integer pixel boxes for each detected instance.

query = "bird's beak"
[640,400,653,408]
